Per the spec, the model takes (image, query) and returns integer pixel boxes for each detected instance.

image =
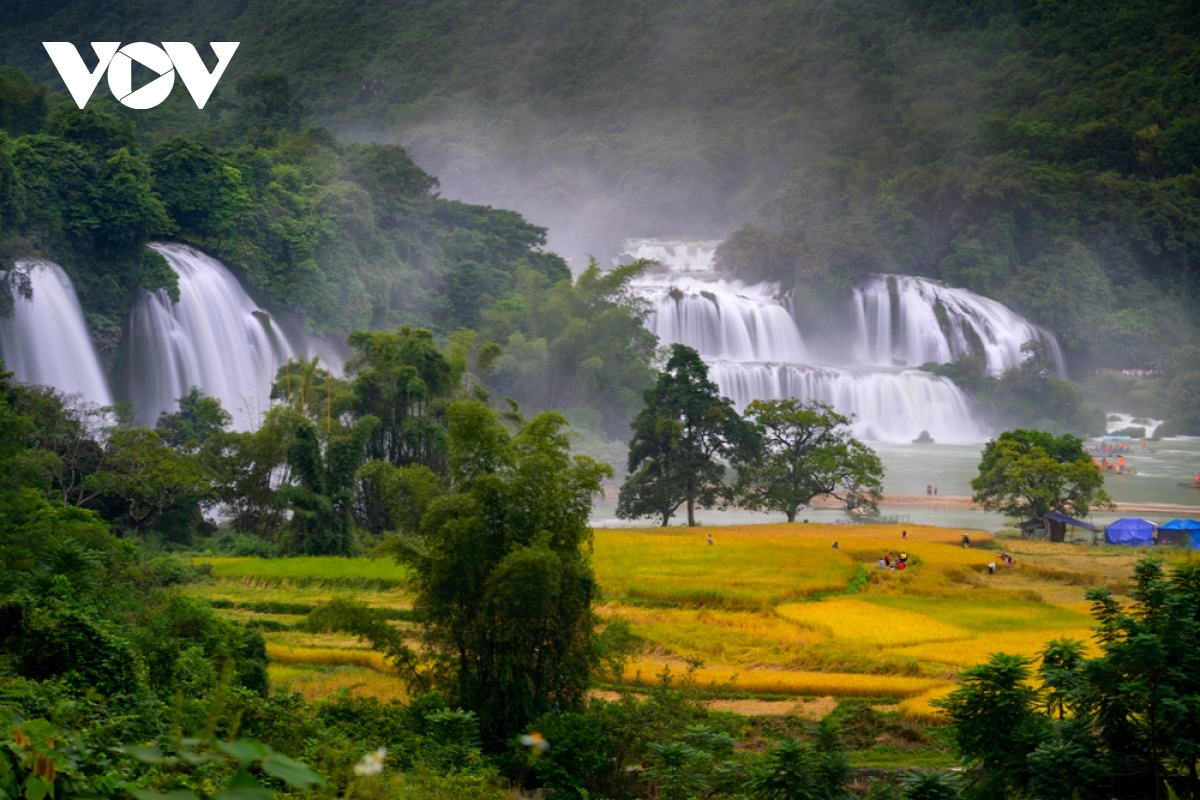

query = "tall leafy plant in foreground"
[938,558,1200,800]
[385,401,610,749]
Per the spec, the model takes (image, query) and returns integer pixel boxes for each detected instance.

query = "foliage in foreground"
[938,558,1200,800]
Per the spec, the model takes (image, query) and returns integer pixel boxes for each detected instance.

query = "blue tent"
[1156,519,1200,546]
[1106,517,1156,546]
[1157,519,1200,547]
[1158,519,1200,531]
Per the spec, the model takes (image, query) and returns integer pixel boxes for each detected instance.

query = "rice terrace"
[188,521,1157,764]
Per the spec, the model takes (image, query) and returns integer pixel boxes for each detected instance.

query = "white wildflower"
[353,747,387,776]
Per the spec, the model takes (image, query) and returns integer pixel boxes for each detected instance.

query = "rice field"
[185,521,1140,725]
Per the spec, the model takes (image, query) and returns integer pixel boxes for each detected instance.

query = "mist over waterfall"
[623,240,1067,444]
[0,262,113,406]
[851,275,1065,377]
[126,244,344,430]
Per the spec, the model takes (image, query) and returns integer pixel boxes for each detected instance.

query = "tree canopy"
[734,399,884,522]
[970,429,1113,519]
[618,345,751,527]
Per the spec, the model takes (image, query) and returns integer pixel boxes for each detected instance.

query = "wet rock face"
[912,430,935,444]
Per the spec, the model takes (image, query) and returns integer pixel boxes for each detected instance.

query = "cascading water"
[0,262,113,405]
[126,244,344,430]
[623,240,1064,444]
[851,275,1065,377]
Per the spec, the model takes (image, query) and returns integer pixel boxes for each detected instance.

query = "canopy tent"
[1157,519,1200,547]
[1106,517,1156,546]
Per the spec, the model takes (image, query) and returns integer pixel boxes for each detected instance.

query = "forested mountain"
[1,0,1200,437]
[3,0,1198,377]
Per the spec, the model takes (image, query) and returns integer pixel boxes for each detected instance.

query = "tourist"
[902,530,908,540]
[898,551,908,564]
[926,484,932,495]
[961,533,971,549]
[884,552,892,566]
[897,560,906,571]
[707,534,713,546]
[878,558,887,569]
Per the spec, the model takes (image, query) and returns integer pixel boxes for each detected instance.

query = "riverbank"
[874,493,1200,516]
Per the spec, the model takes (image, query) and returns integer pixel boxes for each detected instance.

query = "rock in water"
[912,430,935,444]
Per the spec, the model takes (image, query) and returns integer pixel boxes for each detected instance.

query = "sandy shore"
[873,492,1200,516]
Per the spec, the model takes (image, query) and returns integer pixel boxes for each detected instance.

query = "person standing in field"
[902,530,908,540]
[707,534,713,545]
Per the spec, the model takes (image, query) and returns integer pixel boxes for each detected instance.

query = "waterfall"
[707,362,982,443]
[639,274,807,363]
[126,244,343,430]
[850,275,1066,377]
[622,240,1065,444]
[0,262,113,405]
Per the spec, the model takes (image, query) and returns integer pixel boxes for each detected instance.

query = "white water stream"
[125,243,343,429]
[0,262,113,405]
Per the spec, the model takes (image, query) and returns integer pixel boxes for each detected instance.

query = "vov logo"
[42,42,239,110]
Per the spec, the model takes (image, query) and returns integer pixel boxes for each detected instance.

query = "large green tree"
[391,401,610,748]
[971,428,1112,519]
[618,345,752,527]
[734,399,884,522]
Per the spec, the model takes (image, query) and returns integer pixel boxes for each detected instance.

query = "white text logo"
[42,42,240,110]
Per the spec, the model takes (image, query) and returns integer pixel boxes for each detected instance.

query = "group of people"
[1093,455,1128,473]
[878,550,909,570]
[986,552,1016,575]
[925,485,938,495]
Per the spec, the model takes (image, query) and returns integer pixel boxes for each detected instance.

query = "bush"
[213,533,281,559]
[4,600,141,699]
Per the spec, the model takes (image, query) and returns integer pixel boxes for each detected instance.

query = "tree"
[278,413,378,556]
[970,429,1113,519]
[734,399,883,522]
[480,258,659,438]
[394,401,610,749]
[618,345,751,526]
[935,654,1049,800]
[749,719,852,800]
[83,427,213,534]
[156,387,231,453]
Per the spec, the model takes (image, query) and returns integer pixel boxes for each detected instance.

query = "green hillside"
[2,0,1200,429]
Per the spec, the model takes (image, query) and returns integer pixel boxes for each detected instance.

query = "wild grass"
[896,686,954,723]
[608,605,922,675]
[593,527,860,607]
[191,556,412,589]
[776,598,972,647]
[264,642,391,671]
[268,664,409,703]
[622,660,947,698]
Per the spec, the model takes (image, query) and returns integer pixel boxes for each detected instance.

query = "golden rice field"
[186,522,1146,723]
